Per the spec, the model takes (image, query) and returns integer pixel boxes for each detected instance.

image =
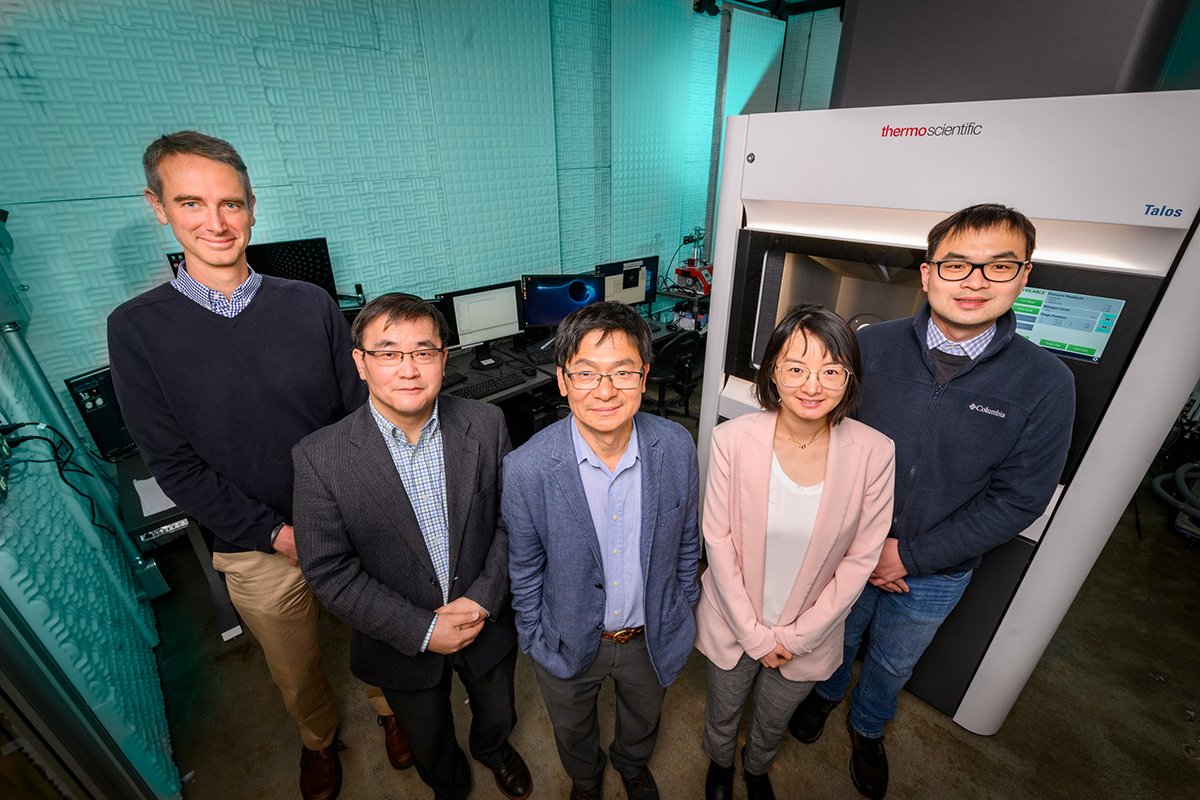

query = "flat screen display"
[435,281,523,348]
[521,274,604,327]
[595,256,659,305]
[1014,287,1125,363]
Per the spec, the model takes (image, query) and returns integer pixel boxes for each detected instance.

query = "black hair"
[554,301,652,370]
[753,303,861,426]
[926,203,1036,262]
[351,293,450,350]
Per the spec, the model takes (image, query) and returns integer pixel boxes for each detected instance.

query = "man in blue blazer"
[504,302,701,800]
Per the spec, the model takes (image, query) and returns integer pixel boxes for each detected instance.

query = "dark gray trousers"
[382,647,517,800]
[532,635,666,791]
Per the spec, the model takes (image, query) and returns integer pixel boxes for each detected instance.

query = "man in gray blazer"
[293,293,531,800]
[504,302,701,800]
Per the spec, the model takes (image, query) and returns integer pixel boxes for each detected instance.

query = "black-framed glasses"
[775,365,853,390]
[927,260,1030,282]
[563,368,646,391]
[358,347,445,366]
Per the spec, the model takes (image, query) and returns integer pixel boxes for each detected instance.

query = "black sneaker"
[705,760,734,800]
[788,691,840,744]
[846,716,888,799]
[620,769,659,800]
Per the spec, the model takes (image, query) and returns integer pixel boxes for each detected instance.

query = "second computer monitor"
[521,274,605,327]
[594,255,658,305]
[436,281,524,348]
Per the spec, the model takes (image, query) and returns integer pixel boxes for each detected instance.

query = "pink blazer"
[694,411,895,682]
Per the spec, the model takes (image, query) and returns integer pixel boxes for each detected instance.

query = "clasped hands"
[427,596,488,655]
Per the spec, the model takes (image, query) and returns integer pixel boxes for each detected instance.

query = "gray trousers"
[532,635,666,791]
[703,653,815,775]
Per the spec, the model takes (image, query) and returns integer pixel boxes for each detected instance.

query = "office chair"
[646,330,703,419]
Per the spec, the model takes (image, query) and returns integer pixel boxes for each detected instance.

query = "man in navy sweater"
[788,204,1075,799]
[108,131,408,800]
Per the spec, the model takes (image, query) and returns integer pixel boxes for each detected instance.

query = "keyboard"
[441,371,467,388]
[525,348,555,366]
[451,371,525,400]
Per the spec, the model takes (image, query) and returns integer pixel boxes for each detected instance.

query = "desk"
[440,344,553,403]
[116,454,243,641]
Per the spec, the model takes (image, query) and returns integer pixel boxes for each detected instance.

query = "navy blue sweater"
[108,277,366,553]
[855,305,1075,575]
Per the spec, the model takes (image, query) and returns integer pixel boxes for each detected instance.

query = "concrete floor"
[153,406,1200,799]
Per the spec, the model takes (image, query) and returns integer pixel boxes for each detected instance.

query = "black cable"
[7,432,116,537]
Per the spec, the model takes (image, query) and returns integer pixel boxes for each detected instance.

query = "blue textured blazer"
[503,412,701,686]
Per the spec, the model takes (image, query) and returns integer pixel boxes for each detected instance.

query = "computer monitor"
[594,256,658,305]
[521,274,605,328]
[435,281,524,369]
[167,237,339,301]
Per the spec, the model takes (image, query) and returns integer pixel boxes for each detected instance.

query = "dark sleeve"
[325,295,367,415]
[463,406,514,616]
[292,440,435,657]
[898,372,1076,574]
[107,308,283,552]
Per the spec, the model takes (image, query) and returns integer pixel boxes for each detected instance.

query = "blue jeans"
[813,570,972,738]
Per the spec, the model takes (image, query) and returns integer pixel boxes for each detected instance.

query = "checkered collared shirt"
[369,398,449,652]
[925,318,996,360]
[171,260,262,317]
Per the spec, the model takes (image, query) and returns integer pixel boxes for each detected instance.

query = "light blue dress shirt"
[370,399,449,652]
[571,417,644,631]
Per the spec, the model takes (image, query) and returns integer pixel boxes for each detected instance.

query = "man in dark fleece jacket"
[107,131,408,800]
[788,204,1075,799]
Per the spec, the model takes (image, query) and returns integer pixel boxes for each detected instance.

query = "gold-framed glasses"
[775,365,852,390]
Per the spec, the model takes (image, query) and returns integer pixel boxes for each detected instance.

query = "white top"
[762,452,823,629]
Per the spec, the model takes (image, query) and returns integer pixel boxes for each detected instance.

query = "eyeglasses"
[927,260,1030,283]
[775,365,853,390]
[358,348,445,366]
[563,368,646,391]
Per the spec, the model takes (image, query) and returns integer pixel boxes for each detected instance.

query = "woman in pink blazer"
[695,304,894,800]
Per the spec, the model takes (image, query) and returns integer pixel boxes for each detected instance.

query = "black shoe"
[568,785,600,800]
[846,716,888,799]
[620,769,660,800]
[740,745,775,800]
[788,690,840,744]
[705,760,734,800]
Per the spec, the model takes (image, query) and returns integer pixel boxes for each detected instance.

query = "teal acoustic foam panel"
[0,357,180,799]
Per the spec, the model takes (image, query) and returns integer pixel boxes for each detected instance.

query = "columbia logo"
[969,403,1006,418]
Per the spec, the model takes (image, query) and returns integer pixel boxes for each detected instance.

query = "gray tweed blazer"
[292,395,516,691]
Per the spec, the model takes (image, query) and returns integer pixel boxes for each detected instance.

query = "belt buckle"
[611,626,637,643]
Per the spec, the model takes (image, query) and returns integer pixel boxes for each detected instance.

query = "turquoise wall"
[0,1,843,794]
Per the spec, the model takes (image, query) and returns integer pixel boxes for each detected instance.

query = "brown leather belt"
[600,626,645,643]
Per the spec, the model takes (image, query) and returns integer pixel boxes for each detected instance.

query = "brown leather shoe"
[492,748,532,800]
[376,714,414,770]
[299,743,342,800]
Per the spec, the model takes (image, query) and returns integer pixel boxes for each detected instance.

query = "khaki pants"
[212,550,393,749]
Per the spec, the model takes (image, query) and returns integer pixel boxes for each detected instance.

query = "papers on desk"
[133,477,175,516]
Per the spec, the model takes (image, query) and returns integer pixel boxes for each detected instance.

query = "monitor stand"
[470,341,502,370]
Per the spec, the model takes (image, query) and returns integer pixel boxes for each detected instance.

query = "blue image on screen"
[521,274,605,327]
